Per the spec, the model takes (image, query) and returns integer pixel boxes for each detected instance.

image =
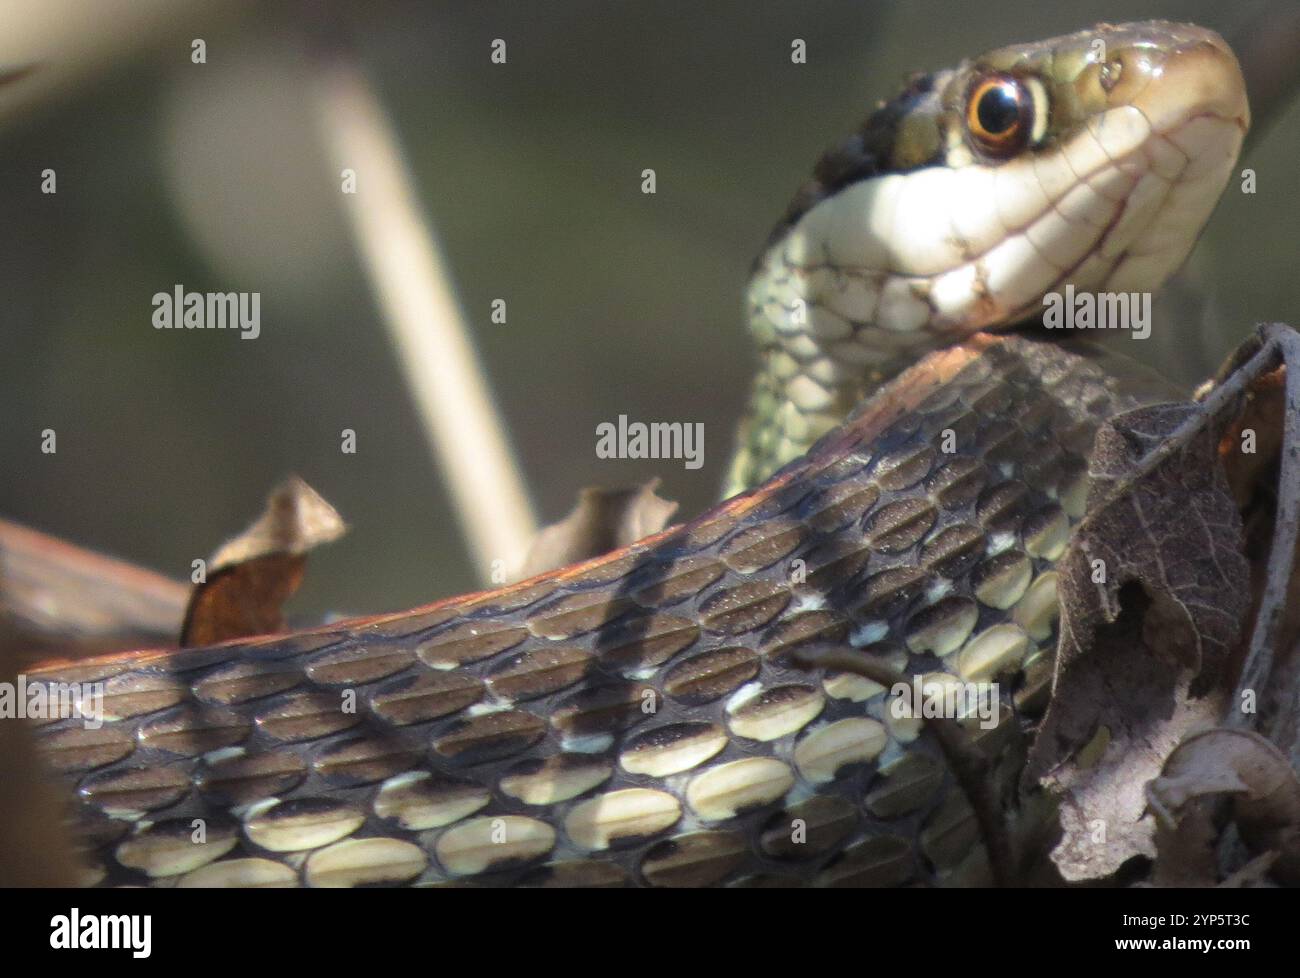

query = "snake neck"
[724,249,950,496]
[723,343,877,498]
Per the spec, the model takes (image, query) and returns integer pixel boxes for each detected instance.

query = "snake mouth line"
[751,99,1238,375]
[997,107,1245,328]
[884,102,1239,328]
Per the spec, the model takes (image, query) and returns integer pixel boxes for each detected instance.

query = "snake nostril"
[1099,59,1124,93]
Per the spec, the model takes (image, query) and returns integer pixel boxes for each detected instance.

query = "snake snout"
[1130,24,1250,136]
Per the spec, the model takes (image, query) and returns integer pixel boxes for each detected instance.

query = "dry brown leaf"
[206,475,348,569]
[1028,402,1250,882]
[180,476,347,647]
[519,479,677,578]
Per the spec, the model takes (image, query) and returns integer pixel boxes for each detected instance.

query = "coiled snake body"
[29,21,1249,887]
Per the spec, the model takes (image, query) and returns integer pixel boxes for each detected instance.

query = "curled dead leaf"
[1148,728,1300,885]
[206,475,348,570]
[518,479,677,579]
[180,476,347,647]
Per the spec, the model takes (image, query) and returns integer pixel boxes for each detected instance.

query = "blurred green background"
[1,0,1296,623]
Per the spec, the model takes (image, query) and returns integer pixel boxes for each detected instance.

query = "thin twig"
[1206,327,1300,740]
[308,45,537,583]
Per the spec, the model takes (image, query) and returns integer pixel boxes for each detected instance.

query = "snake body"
[29,21,1247,887]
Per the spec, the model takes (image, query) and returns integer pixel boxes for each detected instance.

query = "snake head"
[736,21,1249,490]
[944,20,1250,295]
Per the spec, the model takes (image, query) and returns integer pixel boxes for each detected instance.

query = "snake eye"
[965,74,1033,157]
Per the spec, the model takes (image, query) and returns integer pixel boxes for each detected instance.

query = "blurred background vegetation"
[1,0,1296,623]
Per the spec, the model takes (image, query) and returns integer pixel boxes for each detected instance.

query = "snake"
[24,20,1248,887]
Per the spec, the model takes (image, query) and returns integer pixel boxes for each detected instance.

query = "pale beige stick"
[310,55,537,583]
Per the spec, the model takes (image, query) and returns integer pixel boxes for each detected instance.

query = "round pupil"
[977,83,1020,134]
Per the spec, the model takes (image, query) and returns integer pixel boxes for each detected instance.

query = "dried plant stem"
[310,54,537,583]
